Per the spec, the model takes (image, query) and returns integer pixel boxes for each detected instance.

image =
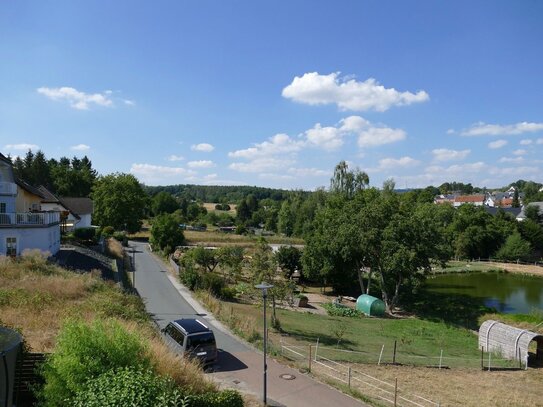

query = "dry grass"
[324,363,543,407]
[0,252,214,395]
[203,202,237,216]
[106,237,125,260]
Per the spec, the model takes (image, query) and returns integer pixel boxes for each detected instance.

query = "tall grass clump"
[40,319,151,406]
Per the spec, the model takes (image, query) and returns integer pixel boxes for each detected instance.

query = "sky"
[1,1,543,190]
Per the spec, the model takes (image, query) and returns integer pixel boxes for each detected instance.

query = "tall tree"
[92,173,147,233]
[277,200,294,236]
[151,191,179,215]
[150,213,185,254]
[330,160,369,197]
[512,188,520,208]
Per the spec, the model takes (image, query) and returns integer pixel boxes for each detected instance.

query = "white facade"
[0,225,60,256]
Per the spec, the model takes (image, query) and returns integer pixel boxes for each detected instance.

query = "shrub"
[189,389,243,407]
[322,302,363,318]
[201,273,225,297]
[219,286,236,301]
[180,268,202,291]
[72,366,186,407]
[101,226,115,237]
[72,227,97,241]
[40,319,151,406]
[113,231,127,243]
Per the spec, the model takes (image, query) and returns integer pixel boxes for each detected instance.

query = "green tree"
[92,173,147,233]
[192,246,219,273]
[217,246,245,282]
[495,232,532,261]
[151,191,179,215]
[250,238,276,283]
[518,219,543,252]
[277,200,294,236]
[330,160,369,197]
[525,205,541,224]
[275,246,302,278]
[512,188,520,208]
[150,214,185,254]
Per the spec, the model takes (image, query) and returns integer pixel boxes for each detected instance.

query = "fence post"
[525,353,529,370]
[308,345,312,372]
[481,347,484,370]
[519,347,522,370]
[439,349,443,369]
[348,366,352,388]
[393,340,397,364]
[488,351,491,372]
[394,378,398,406]
[315,338,319,361]
[378,344,385,365]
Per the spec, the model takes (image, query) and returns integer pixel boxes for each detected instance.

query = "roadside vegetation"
[0,252,242,406]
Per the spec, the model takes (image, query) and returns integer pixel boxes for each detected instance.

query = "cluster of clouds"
[36,87,134,110]
[30,74,543,188]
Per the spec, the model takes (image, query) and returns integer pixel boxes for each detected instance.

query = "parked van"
[162,319,218,365]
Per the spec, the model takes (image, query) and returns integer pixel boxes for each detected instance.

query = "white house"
[38,186,93,231]
[0,153,60,256]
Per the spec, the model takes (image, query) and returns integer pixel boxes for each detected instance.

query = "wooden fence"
[14,352,47,407]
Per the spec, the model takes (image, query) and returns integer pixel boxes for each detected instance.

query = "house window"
[6,237,17,257]
[0,202,5,213]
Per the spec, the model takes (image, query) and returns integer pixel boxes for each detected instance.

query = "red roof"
[455,195,485,203]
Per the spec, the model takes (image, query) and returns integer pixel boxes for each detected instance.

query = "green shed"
[356,294,386,317]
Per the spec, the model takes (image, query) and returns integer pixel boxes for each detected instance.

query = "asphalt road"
[131,240,364,407]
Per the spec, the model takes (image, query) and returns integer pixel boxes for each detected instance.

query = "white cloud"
[446,129,455,135]
[282,72,429,112]
[37,86,114,110]
[431,148,470,162]
[499,157,524,163]
[488,140,508,149]
[357,127,406,148]
[229,157,295,173]
[70,144,90,151]
[167,155,184,162]
[379,156,420,169]
[191,143,215,152]
[461,121,543,136]
[537,138,543,145]
[123,99,135,106]
[4,143,39,151]
[304,124,344,150]
[520,139,533,145]
[130,163,195,184]
[287,167,329,177]
[426,162,486,176]
[187,160,215,168]
[513,149,527,156]
[229,133,303,158]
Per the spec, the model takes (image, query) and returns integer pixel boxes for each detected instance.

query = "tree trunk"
[356,265,366,294]
[366,269,373,295]
[271,294,277,326]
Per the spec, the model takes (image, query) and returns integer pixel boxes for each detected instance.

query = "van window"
[166,324,185,346]
[187,332,215,350]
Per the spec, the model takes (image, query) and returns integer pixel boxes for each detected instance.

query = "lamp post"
[255,282,273,406]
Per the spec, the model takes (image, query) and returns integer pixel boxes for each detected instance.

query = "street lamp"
[255,282,273,406]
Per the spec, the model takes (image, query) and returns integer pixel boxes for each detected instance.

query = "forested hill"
[143,184,307,203]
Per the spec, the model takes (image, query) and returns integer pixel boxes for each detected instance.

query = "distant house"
[434,194,456,205]
[38,186,93,231]
[516,202,543,222]
[0,153,61,256]
[483,206,522,218]
[454,195,485,207]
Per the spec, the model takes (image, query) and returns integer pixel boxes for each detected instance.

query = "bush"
[101,226,115,237]
[113,231,127,243]
[40,319,151,406]
[214,204,231,211]
[73,227,97,241]
[180,268,202,291]
[189,389,243,407]
[201,273,225,297]
[219,286,237,301]
[72,366,186,407]
[322,302,363,318]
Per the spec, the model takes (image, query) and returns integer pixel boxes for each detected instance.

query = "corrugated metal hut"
[355,294,386,317]
[478,320,543,366]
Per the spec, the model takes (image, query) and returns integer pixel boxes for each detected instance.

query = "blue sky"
[1,1,542,190]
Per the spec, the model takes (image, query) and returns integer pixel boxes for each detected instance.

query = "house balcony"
[0,212,60,227]
[0,182,17,195]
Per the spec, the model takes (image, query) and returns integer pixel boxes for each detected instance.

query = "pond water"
[424,272,543,314]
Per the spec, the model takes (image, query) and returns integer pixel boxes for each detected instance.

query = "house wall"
[77,214,92,228]
[0,194,16,213]
[0,224,60,256]
[15,189,42,212]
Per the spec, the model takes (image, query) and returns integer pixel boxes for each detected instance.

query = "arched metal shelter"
[479,320,543,366]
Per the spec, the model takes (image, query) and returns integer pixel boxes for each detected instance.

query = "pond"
[424,272,543,314]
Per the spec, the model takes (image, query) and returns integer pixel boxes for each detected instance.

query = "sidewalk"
[164,273,366,406]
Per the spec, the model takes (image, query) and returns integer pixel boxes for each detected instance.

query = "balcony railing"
[0,212,60,226]
[0,182,17,195]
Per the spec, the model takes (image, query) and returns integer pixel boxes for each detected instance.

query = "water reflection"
[425,273,543,314]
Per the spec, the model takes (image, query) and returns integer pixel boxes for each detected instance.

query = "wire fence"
[277,334,527,406]
[450,257,543,268]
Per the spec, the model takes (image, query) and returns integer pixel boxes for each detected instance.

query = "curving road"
[130,240,364,407]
